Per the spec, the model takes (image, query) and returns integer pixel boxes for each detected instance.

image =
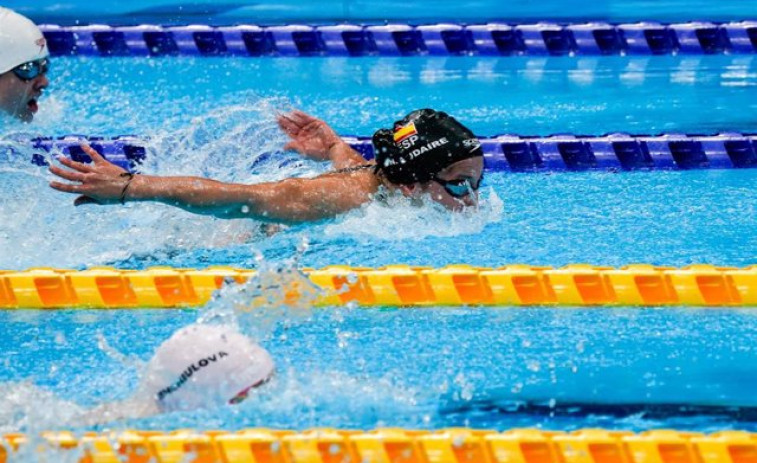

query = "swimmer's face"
[403,157,484,210]
[0,66,48,122]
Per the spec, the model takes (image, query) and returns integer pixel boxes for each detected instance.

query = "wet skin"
[0,69,48,122]
[48,110,485,222]
[411,156,484,210]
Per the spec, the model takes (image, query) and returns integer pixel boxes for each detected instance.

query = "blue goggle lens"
[435,174,483,198]
[12,58,50,81]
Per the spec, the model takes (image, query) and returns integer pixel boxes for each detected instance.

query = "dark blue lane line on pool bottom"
[39,21,757,57]
[16,133,757,173]
[440,399,757,422]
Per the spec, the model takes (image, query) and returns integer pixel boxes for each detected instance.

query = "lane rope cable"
[38,21,757,57]
[11,132,757,172]
[3,428,757,463]
[0,264,754,308]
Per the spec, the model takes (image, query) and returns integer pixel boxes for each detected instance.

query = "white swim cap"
[0,8,48,75]
[142,324,274,412]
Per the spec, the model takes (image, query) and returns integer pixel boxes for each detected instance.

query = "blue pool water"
[6,0,756,24]
[1,2,757,442]
[12,55,757,137]
[2,56,756,270]
[4,306,757,433]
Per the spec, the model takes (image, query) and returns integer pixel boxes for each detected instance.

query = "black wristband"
[119,172,135,205]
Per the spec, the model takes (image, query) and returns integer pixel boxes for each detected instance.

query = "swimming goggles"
[432,172,483,198]
[12,58,50,82]
[228,376,270,405]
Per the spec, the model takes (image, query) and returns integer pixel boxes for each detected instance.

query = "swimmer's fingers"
[289,110,321,129]
[57,156,93,173]
[277,114,301,136]
[49,180,86,194]
[290,110,315,124]
[49,182,108,206]
[49,164,88,183]
[80,144,109,165]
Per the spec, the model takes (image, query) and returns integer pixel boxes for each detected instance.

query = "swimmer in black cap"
[48,109,484,223]
[371,108,484,210]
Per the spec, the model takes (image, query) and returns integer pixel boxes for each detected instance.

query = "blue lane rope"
[39,21,757,57]
[19,133,757,172]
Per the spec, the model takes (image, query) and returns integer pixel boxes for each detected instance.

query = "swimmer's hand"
[277,110,370,169]
[277,110,344,161]
[48,145,131,206]
[48,141,376,222]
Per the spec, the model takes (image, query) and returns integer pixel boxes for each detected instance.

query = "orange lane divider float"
[4,428,757,463]
[0,264,755,308]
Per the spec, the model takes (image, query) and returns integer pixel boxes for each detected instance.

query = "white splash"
[325,186,504,241]
[247,369,424,427]
[0,382,84,433]
[0,98,319,269]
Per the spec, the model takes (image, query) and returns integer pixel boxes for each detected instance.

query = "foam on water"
[141,97,312,180]
[0,99,317,269]
[325,186,504,242]
[0,167,263,268]
[0,383,84,433]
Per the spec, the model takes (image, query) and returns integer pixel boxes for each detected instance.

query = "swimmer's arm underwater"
[278,110,366,169]
[49,146,378,223]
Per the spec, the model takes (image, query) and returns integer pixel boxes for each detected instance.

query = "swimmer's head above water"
[372,108,484,210]
[0,8,50,122]
[142,324,274,411]
[77,324,273,425]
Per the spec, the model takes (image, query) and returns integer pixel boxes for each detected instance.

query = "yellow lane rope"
[0,264,754,308]
[2,428,754,463]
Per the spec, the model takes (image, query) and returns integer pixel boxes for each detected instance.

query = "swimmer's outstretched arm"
[49,146,379,223]
[278,110,367,170]
[77,396,161,426]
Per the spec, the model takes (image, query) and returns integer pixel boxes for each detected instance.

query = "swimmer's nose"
[33,74,49,92]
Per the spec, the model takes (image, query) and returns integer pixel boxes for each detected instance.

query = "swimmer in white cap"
[0,8,50,122]
[142,323,275,411]
[81,323,274,423]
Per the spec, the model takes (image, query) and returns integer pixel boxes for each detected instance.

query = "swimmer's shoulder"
[320,163,381,196]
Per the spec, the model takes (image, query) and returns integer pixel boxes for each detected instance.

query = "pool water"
[1,2,757,443]
[3,306,757,433]
[13,55,757,137]
[2,56,757,270]
[5,0,756,24]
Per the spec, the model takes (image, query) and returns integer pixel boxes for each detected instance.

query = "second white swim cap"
[142,324,274,412]
[0,8,49,74]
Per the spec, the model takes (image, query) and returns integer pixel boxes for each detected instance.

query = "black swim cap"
[372,109,483,185]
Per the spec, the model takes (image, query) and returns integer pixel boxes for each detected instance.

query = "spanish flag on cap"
[393,122,417,144]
